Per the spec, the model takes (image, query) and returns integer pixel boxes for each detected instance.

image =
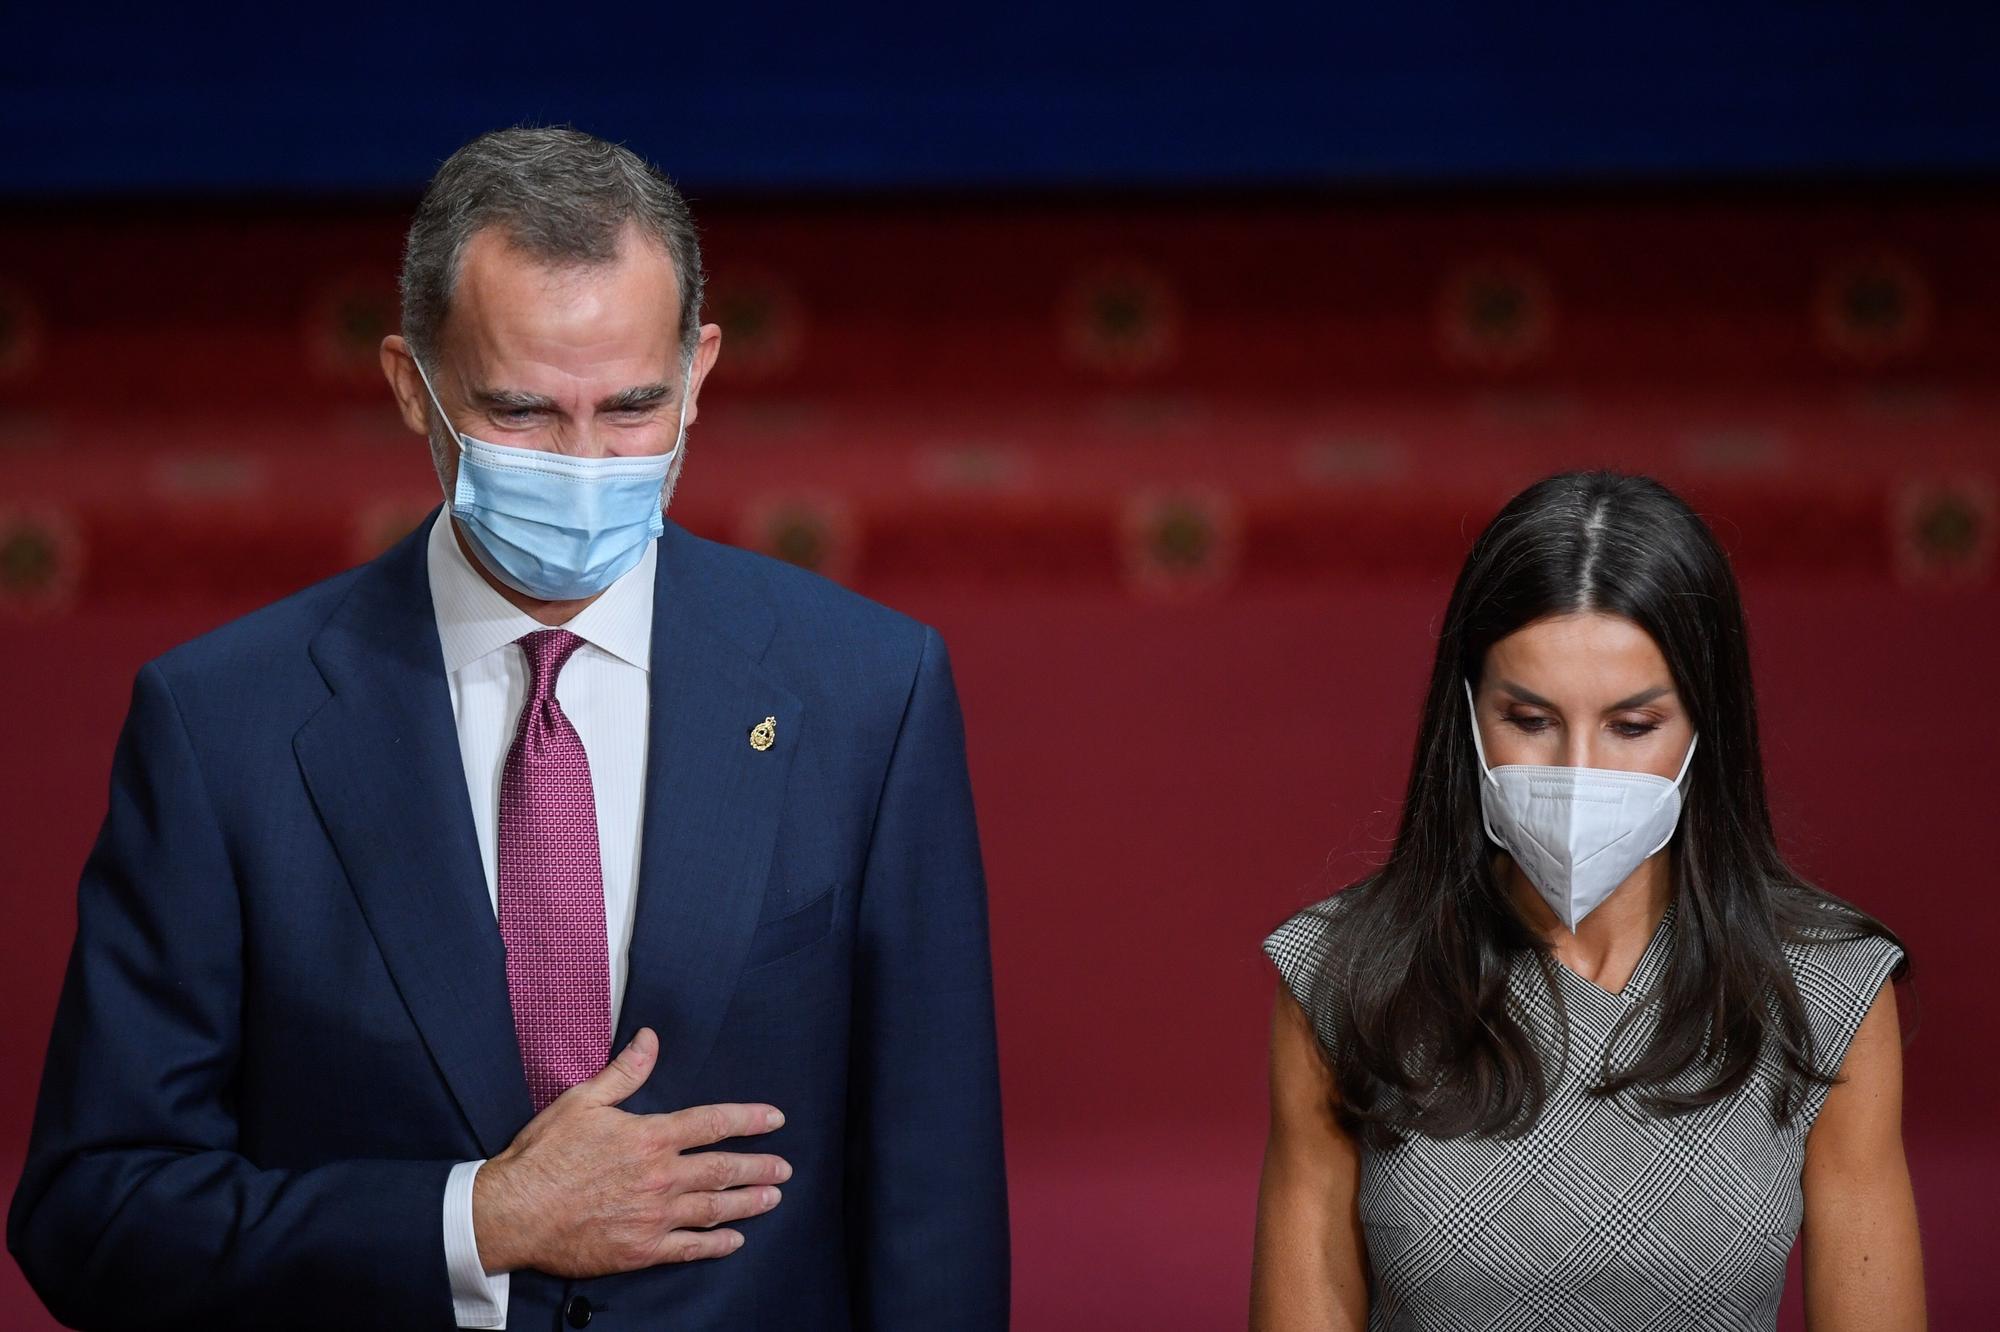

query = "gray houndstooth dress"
[1262,893,1902,1331]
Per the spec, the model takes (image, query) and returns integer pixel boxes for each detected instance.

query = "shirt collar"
[425,509,656,675]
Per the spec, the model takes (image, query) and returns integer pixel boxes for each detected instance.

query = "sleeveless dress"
[1262,894,1902,1332]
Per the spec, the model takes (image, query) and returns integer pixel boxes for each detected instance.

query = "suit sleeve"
[5,662,458,1331]
[843,627,1010,1330]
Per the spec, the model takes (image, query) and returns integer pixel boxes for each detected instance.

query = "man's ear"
[682,323,723,429]
[378,334,433,437]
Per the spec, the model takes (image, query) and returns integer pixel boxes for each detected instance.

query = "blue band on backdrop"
[5,5,1998,193]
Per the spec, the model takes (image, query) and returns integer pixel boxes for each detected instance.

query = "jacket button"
[564,1294,594,1328]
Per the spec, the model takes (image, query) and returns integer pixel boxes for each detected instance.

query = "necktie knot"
[518,628,586,702]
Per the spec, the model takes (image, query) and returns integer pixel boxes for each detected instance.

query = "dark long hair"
[1315,471,1905,1148]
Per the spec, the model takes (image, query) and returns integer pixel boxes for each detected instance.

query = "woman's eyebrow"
[1497,680,1673,710]
[1498,679,1557,708]
[1607,685,1672,710]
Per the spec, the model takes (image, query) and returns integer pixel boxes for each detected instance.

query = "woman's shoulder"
[1779,896,1905,995]
[1777,893,1906,1081]
[1263,885,1366,974]
[1261,885,1372,1045]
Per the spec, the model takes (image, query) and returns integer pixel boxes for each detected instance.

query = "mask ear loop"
[1640,730,1701,860]
[409,353,463,456]
[1671,730,1699,787]
[1464,678,1516,857]
[408,353,468,510]
[635,351,699,535]
[666,350,694,457]
[1463,678,1497,775]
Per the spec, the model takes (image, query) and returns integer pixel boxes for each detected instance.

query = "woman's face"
[1472,612,1694,777]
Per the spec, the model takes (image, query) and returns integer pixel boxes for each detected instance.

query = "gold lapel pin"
[749,716,777,752]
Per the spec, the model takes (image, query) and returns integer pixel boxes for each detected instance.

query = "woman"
[1252,472,1922,1330]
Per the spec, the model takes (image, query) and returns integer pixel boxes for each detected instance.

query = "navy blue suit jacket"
[8,515,1009,1330]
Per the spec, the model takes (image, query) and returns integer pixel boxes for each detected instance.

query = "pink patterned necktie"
[498,628,612,1111]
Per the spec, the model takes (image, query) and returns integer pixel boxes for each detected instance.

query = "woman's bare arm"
[1800,982,1925,1331]
[1250,987,1370,1331]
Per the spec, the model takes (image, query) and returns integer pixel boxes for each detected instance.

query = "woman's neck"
[1504,851,1674,995]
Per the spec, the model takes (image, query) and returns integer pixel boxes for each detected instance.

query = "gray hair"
[399,125,705,371]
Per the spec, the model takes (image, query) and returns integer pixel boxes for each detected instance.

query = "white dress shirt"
[425,510,656,1329]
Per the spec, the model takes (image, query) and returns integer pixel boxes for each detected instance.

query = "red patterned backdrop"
[2,194,1995,1327]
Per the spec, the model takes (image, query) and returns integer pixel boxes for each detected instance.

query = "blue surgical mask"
[411,354,693,601]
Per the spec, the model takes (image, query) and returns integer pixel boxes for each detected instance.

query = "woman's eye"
[1612,721,1659,739]
[1503,715,1552,734]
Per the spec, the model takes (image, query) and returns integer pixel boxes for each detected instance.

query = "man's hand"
[470,1027,790,1277]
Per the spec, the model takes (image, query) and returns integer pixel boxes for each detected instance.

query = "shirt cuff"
[444,1159,510,1329]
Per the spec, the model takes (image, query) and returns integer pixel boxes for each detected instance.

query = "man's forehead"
[440,224,683,376]
[453,221,681,312]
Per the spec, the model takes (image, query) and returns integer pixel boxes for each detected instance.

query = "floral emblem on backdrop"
[1816,252,1932,364]
[1060,261,1182,375]
[1119,490,1241,596]
[1438,258,1554,370]
[0,507,83,614]
[706,268,805,382]
[1893,477,1993,584]
[306,270,401,384]
[740,496,858,584]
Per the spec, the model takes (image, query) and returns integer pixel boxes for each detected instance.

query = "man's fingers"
[652,1226,747,1265]
[569,1028,659,1108]
[655,1101,785,1149]
[667,1184,783,1232]
[676,1151,793,1192]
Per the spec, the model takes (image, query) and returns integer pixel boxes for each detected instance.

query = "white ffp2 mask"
[1465,680,1697,932]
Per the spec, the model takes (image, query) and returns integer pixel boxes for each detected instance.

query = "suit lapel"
[613,523,802,1115]
[294,515,534,1157]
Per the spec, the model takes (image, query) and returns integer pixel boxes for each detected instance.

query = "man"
[8,127,1009,1330]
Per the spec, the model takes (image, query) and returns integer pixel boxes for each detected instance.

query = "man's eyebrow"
[469,386,559,412]
[1496,679,1673,711]
[467,384,675,413]
[598,383,674,412]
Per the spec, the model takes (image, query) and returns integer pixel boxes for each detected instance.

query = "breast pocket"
[742,888,837,972]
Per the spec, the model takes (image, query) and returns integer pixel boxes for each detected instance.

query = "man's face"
[384,219,721,491]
